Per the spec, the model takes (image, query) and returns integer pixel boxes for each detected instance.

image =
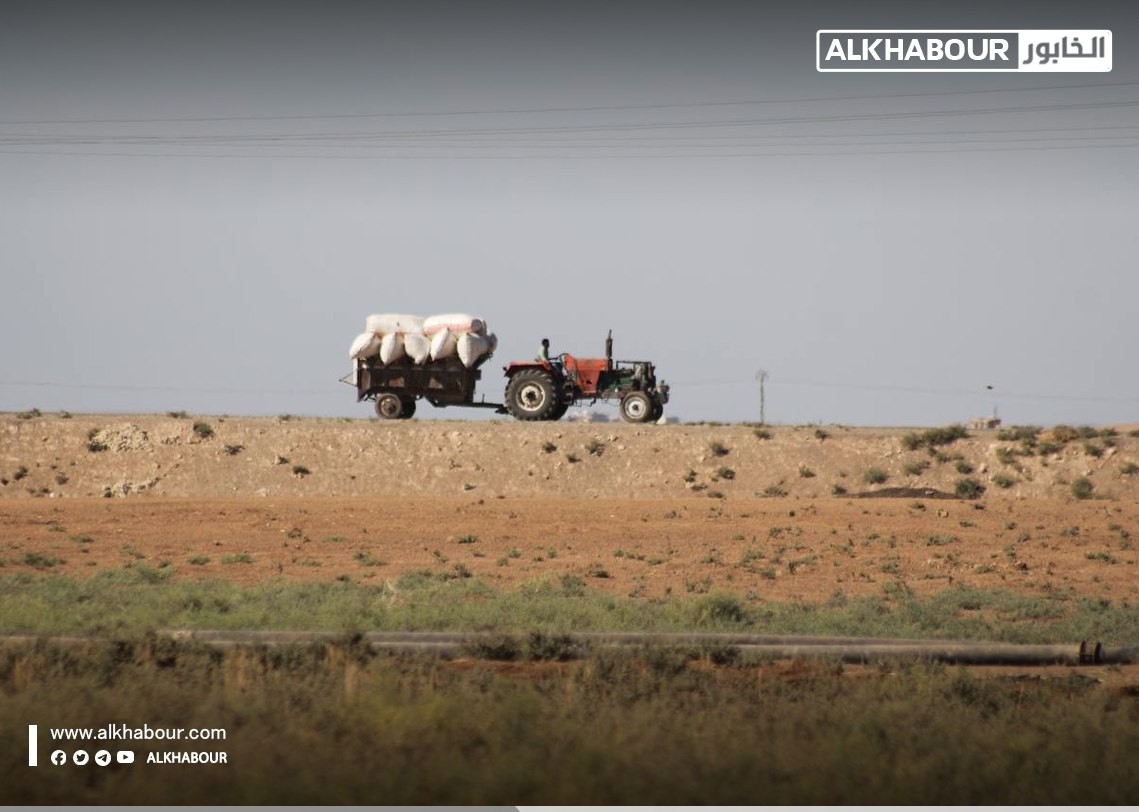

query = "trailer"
[353,354,506,419]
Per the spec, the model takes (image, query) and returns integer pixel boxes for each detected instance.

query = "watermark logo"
[117,751,135,764]
[95,750,112,767]
[817,30,1111,72]
[72,750,89,766]
[51,750,67,766]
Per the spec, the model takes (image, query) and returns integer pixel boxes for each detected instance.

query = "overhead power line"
[1,81,1136,127]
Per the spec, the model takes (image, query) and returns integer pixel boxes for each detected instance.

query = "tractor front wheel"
[650,398,664,422]
[399,396,417,419]
[506,369,559,421]
[620,391,653,423]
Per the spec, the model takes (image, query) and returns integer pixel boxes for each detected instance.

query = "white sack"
[457,332,492,368]
[348,331,380,360]
[403,333,431,364]
[365,313,425,336]
[430,328,458,361]
[379,332,406,365]
[423,313,486,336]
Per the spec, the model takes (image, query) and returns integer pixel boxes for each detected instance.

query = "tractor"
[503,331,669,423]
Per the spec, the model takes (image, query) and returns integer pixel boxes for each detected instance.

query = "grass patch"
[991,473,1016,489]
[221,553,254,565]
[901,424,968,451]
[3,636,1139,804]
[2,575,1131,645]
[862,468,888,485]
[903,459,930,476]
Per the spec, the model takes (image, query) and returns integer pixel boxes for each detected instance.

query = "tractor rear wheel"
[506,369,558,421]
[375,393,403,420]
[620,391,653,423]
[548,400,570,421]
[399,396,417,419]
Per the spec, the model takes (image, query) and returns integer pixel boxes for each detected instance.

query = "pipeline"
[3,631,1135,666]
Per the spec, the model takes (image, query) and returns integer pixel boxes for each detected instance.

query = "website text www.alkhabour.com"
[26,722,229,767]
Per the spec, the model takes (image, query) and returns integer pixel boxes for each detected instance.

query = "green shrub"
[997,426,1041,443]
[902,424,968,451]
[955,478,986,499]
[1070,477,1094,500]
[221,553,254,565]
[904,460,930,476]
[955,461,974,475]
[994,447,1019,465]
[1051,425,1078,443]
[992,474,1016,489]
[862,467,888,485]
[709,441,730,457]
[192,421,214,439]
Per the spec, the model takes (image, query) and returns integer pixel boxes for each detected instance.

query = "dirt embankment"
[3,413,1137,501]
[2,413,1139,609]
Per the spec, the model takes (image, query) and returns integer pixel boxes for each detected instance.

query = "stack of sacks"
[348,312,496,369]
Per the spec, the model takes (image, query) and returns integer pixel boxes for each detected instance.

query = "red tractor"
[503,331,669,423]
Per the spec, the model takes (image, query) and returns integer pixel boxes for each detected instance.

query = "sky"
[1,0,1137,427]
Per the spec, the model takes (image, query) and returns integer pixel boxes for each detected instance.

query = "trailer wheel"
[620,391,653,423]
[506,369,557,421]
[398,396,417,419]
[375,393,403,420]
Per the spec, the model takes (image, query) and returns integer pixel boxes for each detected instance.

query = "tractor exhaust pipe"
[605,329,613,369]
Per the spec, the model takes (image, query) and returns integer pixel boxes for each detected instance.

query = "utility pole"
[755,369,768,425]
